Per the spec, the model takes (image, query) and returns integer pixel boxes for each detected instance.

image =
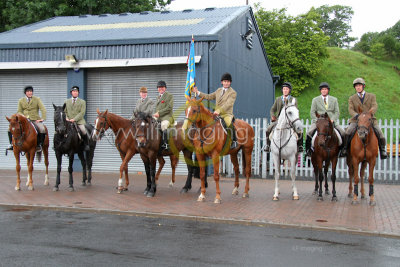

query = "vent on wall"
[246,17,254,49]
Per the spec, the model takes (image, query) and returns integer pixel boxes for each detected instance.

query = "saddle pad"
[311,129,342,148]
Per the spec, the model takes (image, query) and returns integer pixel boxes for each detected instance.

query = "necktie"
[27,98,31,103]
[73,98,76,105]
[221,89,226,97]
[324,97,328,109]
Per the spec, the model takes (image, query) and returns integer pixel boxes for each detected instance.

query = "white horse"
[270,98,303,200]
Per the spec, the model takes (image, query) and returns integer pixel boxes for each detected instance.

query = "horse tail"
[36,151,42,163]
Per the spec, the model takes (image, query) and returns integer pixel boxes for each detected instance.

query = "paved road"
[1,206,399,267]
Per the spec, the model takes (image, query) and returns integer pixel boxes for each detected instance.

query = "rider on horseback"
[64,86,90,151]
[263,82,303,153]
[192,73,238,149]
[341,78,388,159]
[7,86,47,152]
[153,81,174,151]
[305,82,346,157]
[130,86,154,120]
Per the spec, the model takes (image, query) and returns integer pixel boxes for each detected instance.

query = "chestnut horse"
[311,112,339,201]
[6,114,49,190]
[347,107,378,206]
[185,97,255,204]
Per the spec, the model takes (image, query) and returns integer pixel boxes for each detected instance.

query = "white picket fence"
[221,118,400,182]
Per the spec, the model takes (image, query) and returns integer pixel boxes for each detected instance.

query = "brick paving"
[1,169,399,237]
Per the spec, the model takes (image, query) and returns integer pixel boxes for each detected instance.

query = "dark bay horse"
[185,97,255,204]
[6,114,49,190]
[53,104,96,192]
[347,107,378,206]
[92,109,138,193]
[311,112,340,201]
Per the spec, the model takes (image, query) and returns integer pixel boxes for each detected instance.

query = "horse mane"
[136,112,153,122]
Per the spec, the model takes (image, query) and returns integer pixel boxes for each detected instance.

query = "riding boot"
[379,138,388,159]
[161,130,169,150]
[263,130,271,152]
[305,135,312,157]
[83,134,90,151]
[339,135,347,157]
[297,132,304,153]
[36,133,45,152]
[6,131,13,151]
[229,124,237,149]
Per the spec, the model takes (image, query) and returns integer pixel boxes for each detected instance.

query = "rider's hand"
[36,119,44,122]
[271,116,277,122]
[213,111,220,116]
[153,112,159,118]
[70,119,75,123]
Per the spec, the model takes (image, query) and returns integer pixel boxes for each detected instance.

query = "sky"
[167,0,400,42]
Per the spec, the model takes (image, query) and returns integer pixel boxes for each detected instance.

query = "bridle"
[94,114,109,139]
[284,104,301,129]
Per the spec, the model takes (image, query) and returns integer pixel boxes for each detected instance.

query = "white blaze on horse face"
[93,118,99,139]
[141,121,145,126]
[186,106,191,118]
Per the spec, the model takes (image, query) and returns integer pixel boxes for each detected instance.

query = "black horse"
[53,104,96,191]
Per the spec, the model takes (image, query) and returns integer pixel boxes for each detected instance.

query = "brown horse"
[185,97,255,203]
[311,112,340,201]
[347,107,378,206]
[6,114,49,190]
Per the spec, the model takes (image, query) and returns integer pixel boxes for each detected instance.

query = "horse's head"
[315,112,333,147]
[133,112,155,148]
[356,107,374,142]
[53,103,67,134]
[92,108,109,141]
[280,99,303,134]
[185,97,211,126]
[6,114,27,144]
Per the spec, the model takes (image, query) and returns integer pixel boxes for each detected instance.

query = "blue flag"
[185,37,195,100]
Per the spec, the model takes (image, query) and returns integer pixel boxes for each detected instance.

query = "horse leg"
[77,151,87,186]
[155,155,165,184]
[212,155,222,204]
[312,164,318,195]
[290,155,299,200]
[360,161,367,199]
[118,151,133,193]
[146,155,157,198]
[324,161,330,195]
[43,146,49,186]
[273,156,280,201]
[196,153,207,202]
[181,150,193,193]
[14,150,21,191]
[352,158,360,204]
[230,152,240,196]
[27,151,35,190]
[169,155,178,187]
[368,159,377,206]
[25,152,30,187]
[347,157,354,198]
[331,158,338,201]
[317,168,324,201]
[53,152,62,191]
[67,153,74,192]
[86,150,94,185]
[242,147,252,198]
[141,154,151,195]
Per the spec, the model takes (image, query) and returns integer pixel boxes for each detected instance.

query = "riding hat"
[157,81,167,88]
[24,86,33,94]
[220,73,232,82]
[282,82,292,93]
[319,82,330,90]
[353,78,365,88]
[70,86,80,92]
[139,86,148,93]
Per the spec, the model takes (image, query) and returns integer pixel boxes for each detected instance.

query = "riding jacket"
[17,96,47,121]
[64,97,86,125]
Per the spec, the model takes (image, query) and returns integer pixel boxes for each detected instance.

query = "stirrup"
[339,149,347,158]
[263,144,271,152]
[230,141,238,149]
[380,151,388,159]
[36,146,42,152]
[6,145,13,151]
[297,145,304,153]
[161,143,169,150]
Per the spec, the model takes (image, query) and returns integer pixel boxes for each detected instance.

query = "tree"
[1,0,172,32]
[314,5,356,48]
[370,42,385,61]
[255,6,329,96]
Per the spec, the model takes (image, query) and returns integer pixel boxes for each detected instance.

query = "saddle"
[311,128,342,149]
[217,116,236,133]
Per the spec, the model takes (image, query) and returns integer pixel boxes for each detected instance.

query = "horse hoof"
[146,192,155,198]
[351,200,358,205]
[331,196,338,202]
[232,187,239,195]
[370,201,376,206]
[168,182,174,188]
[15,186,21,191]
[87,182,92,186]
[197,195,206,202]
[325,191,330,195]
[361,195,365,199]
[81,182,86,186]
[68,187,74,192]
[123,187,128,191]
[272,196,279,201]
[242,193,249,198]
[317,196,323,201]
[347,193,353,198]
[180,188,189,194]
[53,187,59,192]
[28,186,34,191]
[312,191,317,195]
[214,198,221,204]
[293,195,299,200]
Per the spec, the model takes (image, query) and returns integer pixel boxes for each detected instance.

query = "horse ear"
[62,103,66,110]
[197,96,205,104]
[357,106,362,114]
[96,108,100,115]
[53,103,57,110]
[6,116,10,122]
[104,109,108,115]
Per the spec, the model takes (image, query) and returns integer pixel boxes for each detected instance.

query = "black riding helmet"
[319,82,330,90]
[281,82,292,93]
[70,86,79,92]
[220,73,232,82]
[157,81,167,88]
[24,86,33,94]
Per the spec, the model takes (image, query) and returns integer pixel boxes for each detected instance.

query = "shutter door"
[0,70,68,171]
[86,65,190,174]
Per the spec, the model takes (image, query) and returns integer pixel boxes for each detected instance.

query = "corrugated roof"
[0,6,249,48]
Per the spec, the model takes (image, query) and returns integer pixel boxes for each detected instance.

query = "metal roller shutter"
[86,65,190,174]
[0,69,68,171]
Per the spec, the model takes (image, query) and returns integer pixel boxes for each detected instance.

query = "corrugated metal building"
[0,6,275,173]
